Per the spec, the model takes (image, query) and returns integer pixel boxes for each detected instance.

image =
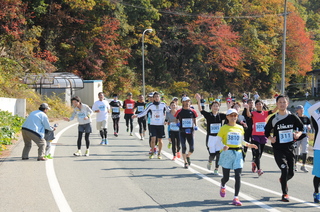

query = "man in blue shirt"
[21,103,55,161]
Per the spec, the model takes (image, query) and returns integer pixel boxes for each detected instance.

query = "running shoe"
[301,165,309,173]
[251,162,257,173]
[172,156,177,161]
[149,153,154,159]
[220,186,226,197]
[214,169,219,175]
[149,148,153,155]
[232,197,242,206]
[85,149,90,156]
[114,132,118,137]
[313,193,320,203]
[154,147,157,155]
[187,157,191,165]
[167,142,172,149]
[100,139,105,145]
[257,169,264,177]
[45,154,53,159]
[73,150,81,156]
[140,136,144,140]
[184,163,188,169]
[37,157,47,161]
[158,154,162,159]
[105,139,109,145]
[130,132,133,136]
[207,162,212,170]
[126,127,129,132]
[281,194,289,202]
[176,152,181,158]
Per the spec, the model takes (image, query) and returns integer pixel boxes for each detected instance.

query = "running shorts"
[96,120,107,130]
[218,149,243,170]
[149,125,165,138]
[78,123,92,133]
[313,150,320,178]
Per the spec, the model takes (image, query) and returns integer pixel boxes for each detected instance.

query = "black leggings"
[77,132,90,149]
[252,141,265,170]
[124,114,133,132]
[138,117,147,134]
[180,131,194,154]
[99,128,107,139]
[169,131,180,156]
[221,168,242,196]
[112,118,119,133]
[314,176,320,193]
[274,147,294,194]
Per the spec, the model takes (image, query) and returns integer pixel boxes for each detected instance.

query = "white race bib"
[127,103,134,109]
[112,107,119,113]
[182,118,193,128]
[153,111,161,122]
[279,129,293,143]
[227,132,241,146]
[170,122,179,131]
[78,112,86,119]
[98,105,105,112]
[255,122,266,132]
[137,106,144,112]
[210,123,221,134]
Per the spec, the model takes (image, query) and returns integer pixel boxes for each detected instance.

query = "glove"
[176,123,181,127]
[194,126,198,131]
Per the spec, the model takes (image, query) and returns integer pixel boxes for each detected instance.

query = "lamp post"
[281,0,288,95]
[142,29,153,98]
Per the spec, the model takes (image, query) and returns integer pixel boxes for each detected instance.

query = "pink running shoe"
[232,198,242,206]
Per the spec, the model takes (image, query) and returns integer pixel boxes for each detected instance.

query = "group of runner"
[62,91,319,206]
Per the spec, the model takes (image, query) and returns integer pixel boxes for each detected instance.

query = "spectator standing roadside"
[92,92,110,145]
[21,103,55,161]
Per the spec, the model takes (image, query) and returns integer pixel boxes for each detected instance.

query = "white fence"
[0,97,26,117]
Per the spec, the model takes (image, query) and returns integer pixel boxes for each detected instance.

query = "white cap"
[182,97,191,102]
[172,97,179,101]
[226,108,238,115]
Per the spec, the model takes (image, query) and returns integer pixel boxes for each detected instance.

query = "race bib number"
[170,122,179,131]
[98,105,105,111]
[137,106,144,112]
[112,107,119,113]
[127,103,134,109]
[227,132,241,146]
[78,112,86,119]
[255,122,266,132]
[279,129,293,143]
[182,118,193,128]
[153,111,161,122]
[210,123,221,134]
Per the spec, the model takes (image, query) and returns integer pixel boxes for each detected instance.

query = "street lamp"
[142,28,153,98]
[281,0,288,95]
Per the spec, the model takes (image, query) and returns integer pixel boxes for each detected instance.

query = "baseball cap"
[182,97,191,102]
[113,94,118,97]
[148,92,154,97]
[296,105,304,110]
[127,92,132,96]
[226,108,238,115]
[40,103,50,110]
[172,97,179,101]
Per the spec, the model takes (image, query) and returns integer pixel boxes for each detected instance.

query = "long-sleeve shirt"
[308,102,320,150]
[22,110,53,139]
[137,102,167,125]
[69,103,93,125]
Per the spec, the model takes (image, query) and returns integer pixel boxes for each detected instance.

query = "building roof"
[306,69,320,75]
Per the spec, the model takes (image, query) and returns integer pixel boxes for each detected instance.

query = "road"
[0,107,319,212]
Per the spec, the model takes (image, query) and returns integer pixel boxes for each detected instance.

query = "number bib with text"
[279,129,293,143]
[170,122,179,131]
[112,107,119,113]
[182,118,193,128]
[227,132,241,146]
[210,123,221,134]
[98,105,105,111]
[137,106,144,112]
[255,122,266,132]
[126,103,134,109]
[78,112,86,119]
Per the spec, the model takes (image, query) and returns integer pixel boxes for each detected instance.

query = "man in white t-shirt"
[92,92,110,145]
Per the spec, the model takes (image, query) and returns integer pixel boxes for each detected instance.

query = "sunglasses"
[228,114,238,117]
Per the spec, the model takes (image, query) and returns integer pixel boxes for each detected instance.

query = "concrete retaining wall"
[0,97,26,117]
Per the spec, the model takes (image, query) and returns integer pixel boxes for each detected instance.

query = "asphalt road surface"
[0,108,319,212]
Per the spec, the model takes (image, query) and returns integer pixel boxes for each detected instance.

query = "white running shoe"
[85,149,90,156]
[74,150,81,156]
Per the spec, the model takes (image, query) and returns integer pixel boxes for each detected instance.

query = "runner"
[175,96,198,168]
[295,105,311,172]
[109,94,122,137]
[214,108,257,206]
[242,99,254,161]
[135,94,147,140]
[123,92,135,136]
[64,96,93,156]
[92,92,110,145]
[244,100,277,176]
[307,101,320,203]
[208,93,215,105]
[165,101,181,160]
[195,93,228,174]
[200,94,206,111]
[264,95,303,202]
[132,92,167,159]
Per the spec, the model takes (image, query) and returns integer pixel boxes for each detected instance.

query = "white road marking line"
[45,122,78,212]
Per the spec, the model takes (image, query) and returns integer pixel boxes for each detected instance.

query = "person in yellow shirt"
[214,108,257,206]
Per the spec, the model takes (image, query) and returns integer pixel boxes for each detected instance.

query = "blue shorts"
[218,150,243,170]
[313,150,320,178]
